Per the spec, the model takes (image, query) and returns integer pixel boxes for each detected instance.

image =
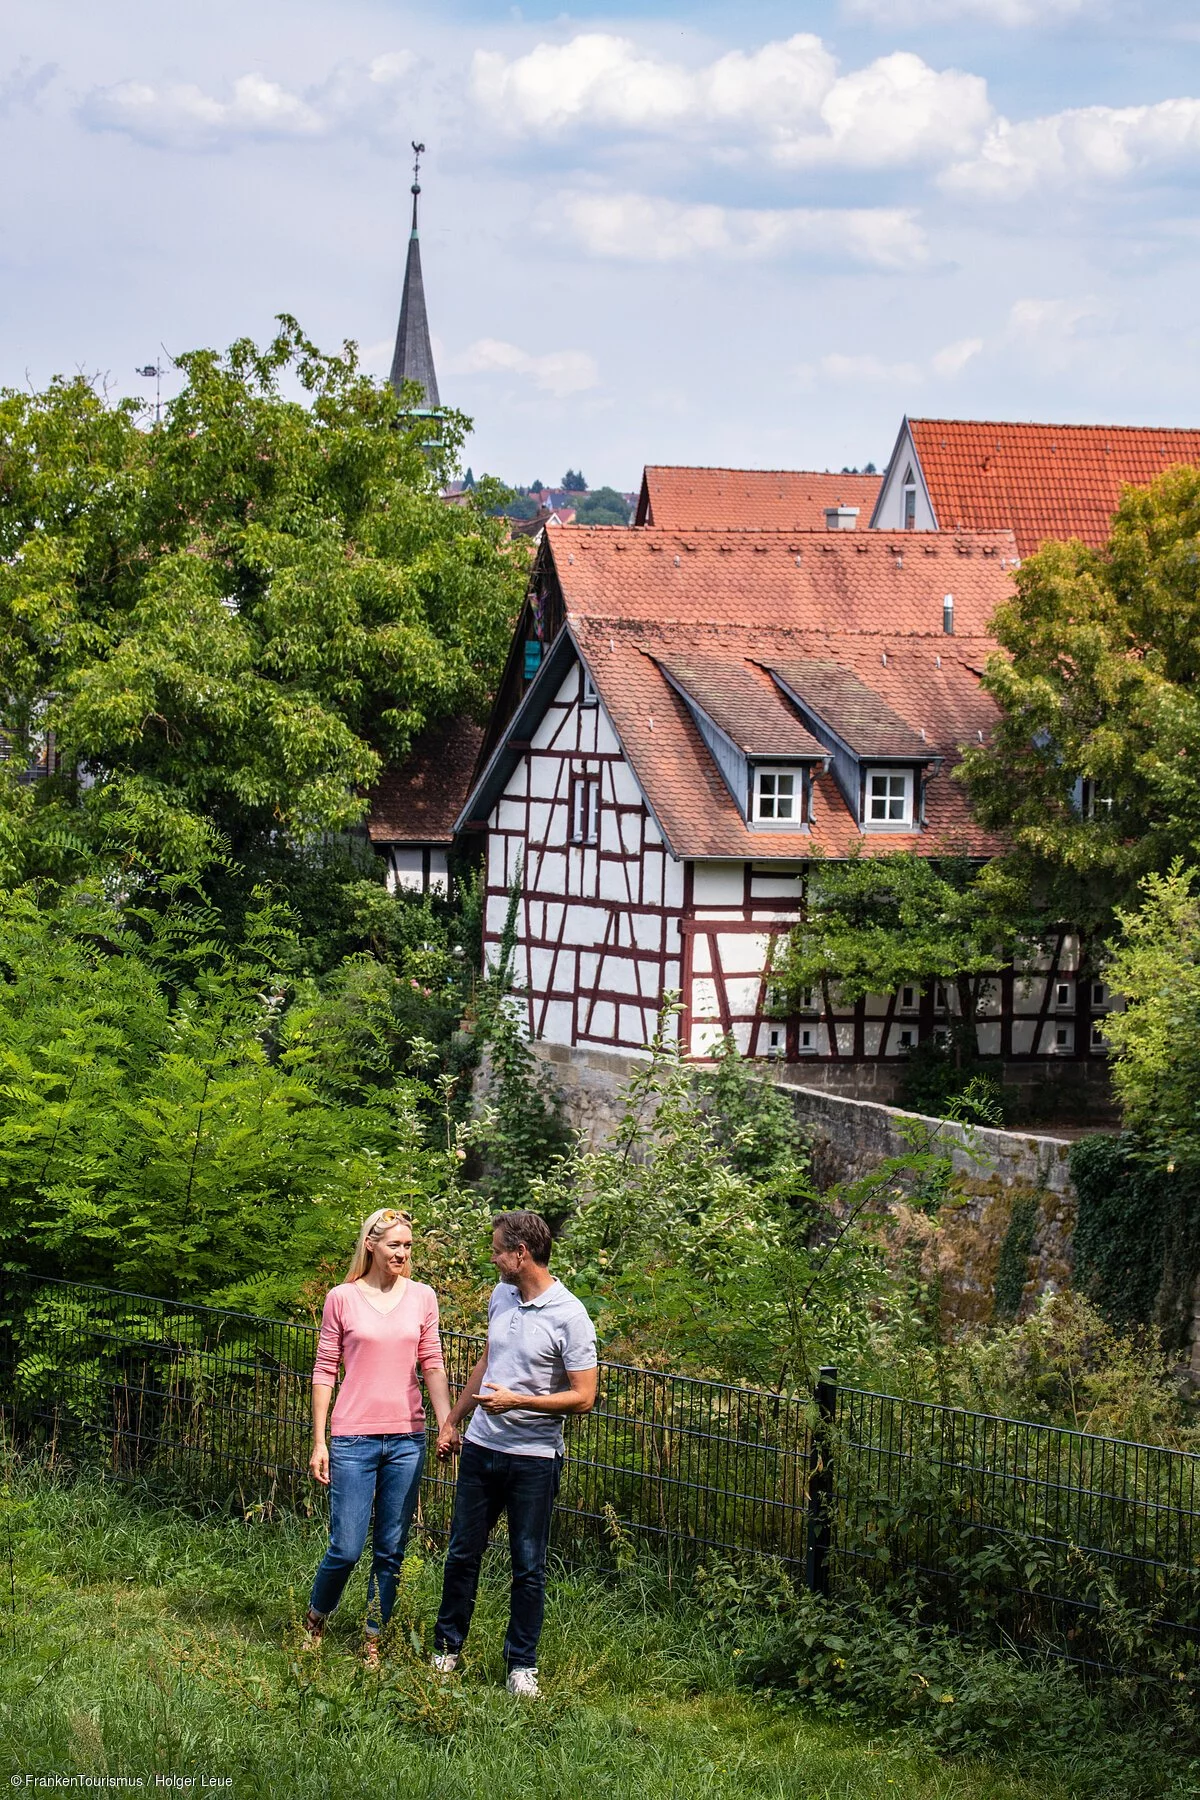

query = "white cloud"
[931,336,984,377]
[944,96,1200,198]
[801,335,983,387]
[80,54,417,149]
[0,60,56,116]
[806,353,923,384]
[471,33,990,171]
[845,0,1085,25]
[552,192,928,270]
[448,338,599,399]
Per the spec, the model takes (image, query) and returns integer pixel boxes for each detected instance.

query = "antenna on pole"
[136,362,163,424]
[410,140,425,232]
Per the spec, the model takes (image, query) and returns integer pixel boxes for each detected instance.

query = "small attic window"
[864,768,913,828]
[753,767,803,824]
[902,464,917,531]
[580,668,597,706]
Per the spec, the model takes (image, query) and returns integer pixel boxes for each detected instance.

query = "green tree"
[0,882,455,1310]
[561,469,587,492]
[775,851,1031,1062]
[1101,861,1200,1165]
[959,465,1200,939]
[574,486,631,527]
[0,319,526,889]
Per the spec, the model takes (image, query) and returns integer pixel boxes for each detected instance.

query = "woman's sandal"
[301,1608,326,1651]
[361,1635,381,1672]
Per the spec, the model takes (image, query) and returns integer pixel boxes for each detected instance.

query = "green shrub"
[741,1586,1197,1794]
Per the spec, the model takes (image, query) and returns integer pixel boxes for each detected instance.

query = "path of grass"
[0,1474,1099,1799]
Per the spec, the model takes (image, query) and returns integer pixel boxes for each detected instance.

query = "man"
[432,1209,598,1698]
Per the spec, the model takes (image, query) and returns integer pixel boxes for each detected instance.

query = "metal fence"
[3,1277,1200,1673]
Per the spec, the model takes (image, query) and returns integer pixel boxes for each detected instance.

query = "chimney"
[824,505,859,531]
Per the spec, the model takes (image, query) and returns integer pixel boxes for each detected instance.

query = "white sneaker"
[506,1666,540,1699]
[431,1652,459,1676]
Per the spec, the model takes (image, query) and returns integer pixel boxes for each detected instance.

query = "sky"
[4,0,1200,489]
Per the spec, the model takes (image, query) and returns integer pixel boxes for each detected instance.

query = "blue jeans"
[434,1440,563,1670]
[309,1432,426,1634]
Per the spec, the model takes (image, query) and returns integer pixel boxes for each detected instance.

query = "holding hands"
[437,1420,463,1461]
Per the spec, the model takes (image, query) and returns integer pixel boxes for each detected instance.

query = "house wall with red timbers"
[484,663,684,1053]
[481,665,1118,1066]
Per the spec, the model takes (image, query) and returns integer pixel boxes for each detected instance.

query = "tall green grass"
[0,1470,1159,1800]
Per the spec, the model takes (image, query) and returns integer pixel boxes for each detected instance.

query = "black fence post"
[805,1364,837,1597]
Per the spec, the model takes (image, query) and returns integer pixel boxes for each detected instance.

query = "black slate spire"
[389,142,440,408]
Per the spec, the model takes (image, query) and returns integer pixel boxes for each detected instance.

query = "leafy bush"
[740,1584,1197,1794]
[0,882,460,1313]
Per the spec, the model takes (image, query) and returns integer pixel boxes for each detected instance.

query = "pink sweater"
[312,1281,444,1436]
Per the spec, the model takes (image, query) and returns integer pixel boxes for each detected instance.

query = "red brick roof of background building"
[908,418,1200,557]
[636,465,882,530]
[541,526,1014,860]
[366,715,485,845]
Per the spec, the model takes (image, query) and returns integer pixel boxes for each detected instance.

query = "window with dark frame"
[570,774,602,845]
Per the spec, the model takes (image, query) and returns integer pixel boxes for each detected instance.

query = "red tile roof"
[909,418,1200,558]
[767,661,930,759]
[572,618,1001,861]
[553,524,1018,638]
[636,465,882,531]
[545,527,1013,860]
[366,716,485,845]
[655,656,826,758]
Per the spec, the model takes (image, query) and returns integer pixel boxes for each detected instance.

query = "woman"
[305,1207,452,1666]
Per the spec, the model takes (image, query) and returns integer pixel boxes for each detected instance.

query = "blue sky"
[4,0,1200,487]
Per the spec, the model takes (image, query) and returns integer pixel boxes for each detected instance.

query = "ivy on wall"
[993,1196,1039,1321]
[1069,1134,1200,1351]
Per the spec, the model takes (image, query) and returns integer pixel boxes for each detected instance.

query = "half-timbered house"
[456,523,1112,1073]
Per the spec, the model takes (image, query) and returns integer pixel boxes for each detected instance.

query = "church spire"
[388,142,440,408]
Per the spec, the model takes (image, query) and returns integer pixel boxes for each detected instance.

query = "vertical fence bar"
[805,1364,837,1597]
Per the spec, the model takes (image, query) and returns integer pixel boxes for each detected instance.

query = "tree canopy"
[0,318,526,888]
[561,468,587,492]
[775,851,1032,1059]
[959,465,1200,937]
[574,486,632,527]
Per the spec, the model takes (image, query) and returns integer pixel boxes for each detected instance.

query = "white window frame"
[570,773,601,845]
[1080,779,1113,820]
[863,767,914,829]
[1053,1022,1074,1054]
[752,766,804,826]
[580,668,598,707]
[798,1025,817,1054]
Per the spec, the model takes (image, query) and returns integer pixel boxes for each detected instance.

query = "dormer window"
[864,767,913,828]
[753,767,803,824]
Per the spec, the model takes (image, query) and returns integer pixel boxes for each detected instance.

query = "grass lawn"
[0,1472,1120,1799]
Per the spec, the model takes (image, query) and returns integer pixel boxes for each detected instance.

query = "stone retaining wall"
[531,1041,1087,1325]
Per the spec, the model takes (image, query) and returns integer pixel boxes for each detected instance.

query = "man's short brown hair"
[491,1210,553,1266]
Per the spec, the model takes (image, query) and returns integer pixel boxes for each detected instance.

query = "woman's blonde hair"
[345,1208,413,1283]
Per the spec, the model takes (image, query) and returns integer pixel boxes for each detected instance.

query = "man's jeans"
[434,1440,563,1670]
[309,1431,426,1634]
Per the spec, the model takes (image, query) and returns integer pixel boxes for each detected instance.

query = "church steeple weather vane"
[410,141,424,233]
[389,138,440,409]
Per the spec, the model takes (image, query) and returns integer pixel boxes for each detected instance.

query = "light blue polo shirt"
[465,1278,598,1459]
